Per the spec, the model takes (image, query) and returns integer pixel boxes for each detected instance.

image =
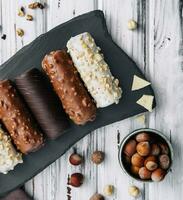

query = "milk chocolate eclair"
[0,80,44,154]
[42,50,97,125]
[15,68,70,139]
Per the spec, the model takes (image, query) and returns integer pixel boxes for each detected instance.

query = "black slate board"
[0,10,156,197]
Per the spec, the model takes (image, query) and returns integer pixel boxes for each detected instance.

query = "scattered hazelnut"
[128,185,140,197]
[91,151,105,164]
[123,139,137,157]
[139,167,152,180]
[151,168,166,182]
[151,144,160,156]
[18,7,25,17]
[131,165,140,176]
[159,143,169,154]
[131,153,144,167]
[144,156,158,171]
[69,173,84,187]
[136,141,151,156]
[26,14,33,21]
[16,28,24,37]
[159,154,170,170]
[69,153,83,166]
[135,132,151,142]
[127,19,137,30]
[89,193,105,200]
[103,185,114,196]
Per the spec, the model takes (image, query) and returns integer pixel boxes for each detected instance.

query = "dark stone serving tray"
[0,10,155,197]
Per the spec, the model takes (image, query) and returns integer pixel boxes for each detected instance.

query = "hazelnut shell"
[159,143,169,154]
[91,151,105,164]
[139,167,152,180]
[123,139,137,157]
[159,154,170,170]
[131,153,144,167]
[69,153,83,166]
[69,173,84,187]
[151,144,160,156]
[89,193,105,200]
[144,156,158,171]
[136,141,151,156]
[131,165,140,176]
[151,168,166,182]
[135,132,151,142]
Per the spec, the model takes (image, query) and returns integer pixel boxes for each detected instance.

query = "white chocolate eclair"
[67,32,122,108]
[0,128,23,174]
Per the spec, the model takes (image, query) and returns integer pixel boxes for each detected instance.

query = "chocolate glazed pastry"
[0,80,44,154]
[15,68,70,139]
[42,50,97,125]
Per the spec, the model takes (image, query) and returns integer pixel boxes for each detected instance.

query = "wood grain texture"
[0,0,182,199]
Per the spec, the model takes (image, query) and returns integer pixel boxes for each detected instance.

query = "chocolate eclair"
[0,80,44,154]
[42,50,97,125]
[15,68,70,139]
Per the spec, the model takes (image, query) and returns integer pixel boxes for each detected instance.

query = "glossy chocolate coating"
[15,68,70,139]
[0,80,44,154]
[42,50,97,125]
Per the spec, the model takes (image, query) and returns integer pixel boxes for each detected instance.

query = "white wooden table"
[0,0,182,199]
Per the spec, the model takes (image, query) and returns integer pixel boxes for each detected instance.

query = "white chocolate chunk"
[0,128,23,174]
[67,32,122,108]
[136,95,154,112]
[132,75,151,91]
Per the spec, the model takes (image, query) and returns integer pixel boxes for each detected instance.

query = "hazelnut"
[151,168,166,182]
[151,144,160,156]
[91,151,105,164]
[123,139,137,157]
[69,153,83,166]
[69,173,84,187]
[159,154,170,170]
[136,141,151,156]
[18,7,25,17]
[159,143,169,154]
[89,193,105,200]
[131,165,140,176]
[144,156,158,171]
[127,19,137,30]
[103,185,114,196]
[131,153,144,167]
[128,185,140,197]
[139,167,152,180]
[136,132,151,142]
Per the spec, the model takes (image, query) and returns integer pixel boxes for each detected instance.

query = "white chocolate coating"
[67,32,122,108]
[0,128,23,174]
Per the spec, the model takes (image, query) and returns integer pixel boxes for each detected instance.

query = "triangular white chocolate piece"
[132,75,151,91]
[136,95,154,112]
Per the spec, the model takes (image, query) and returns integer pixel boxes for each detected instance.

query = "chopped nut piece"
[18,7,25,17]
[16,29,24,37]
[26,14,33,21]
[28,2,45,9]
[128,19,138,30]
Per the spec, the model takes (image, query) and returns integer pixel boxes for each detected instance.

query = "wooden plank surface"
[0,0,183,199]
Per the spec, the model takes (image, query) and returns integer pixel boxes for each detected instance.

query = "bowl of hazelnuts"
[118,128,173,182]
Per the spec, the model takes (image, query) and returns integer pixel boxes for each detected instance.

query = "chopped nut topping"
[28,2,45,9]
[18,7,25,17]
[16,28,24,37]
[26,14,33,21]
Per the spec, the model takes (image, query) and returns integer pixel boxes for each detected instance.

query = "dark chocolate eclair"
[0,80,44,154]
[42,50,97,125]
[15,68,70,139]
